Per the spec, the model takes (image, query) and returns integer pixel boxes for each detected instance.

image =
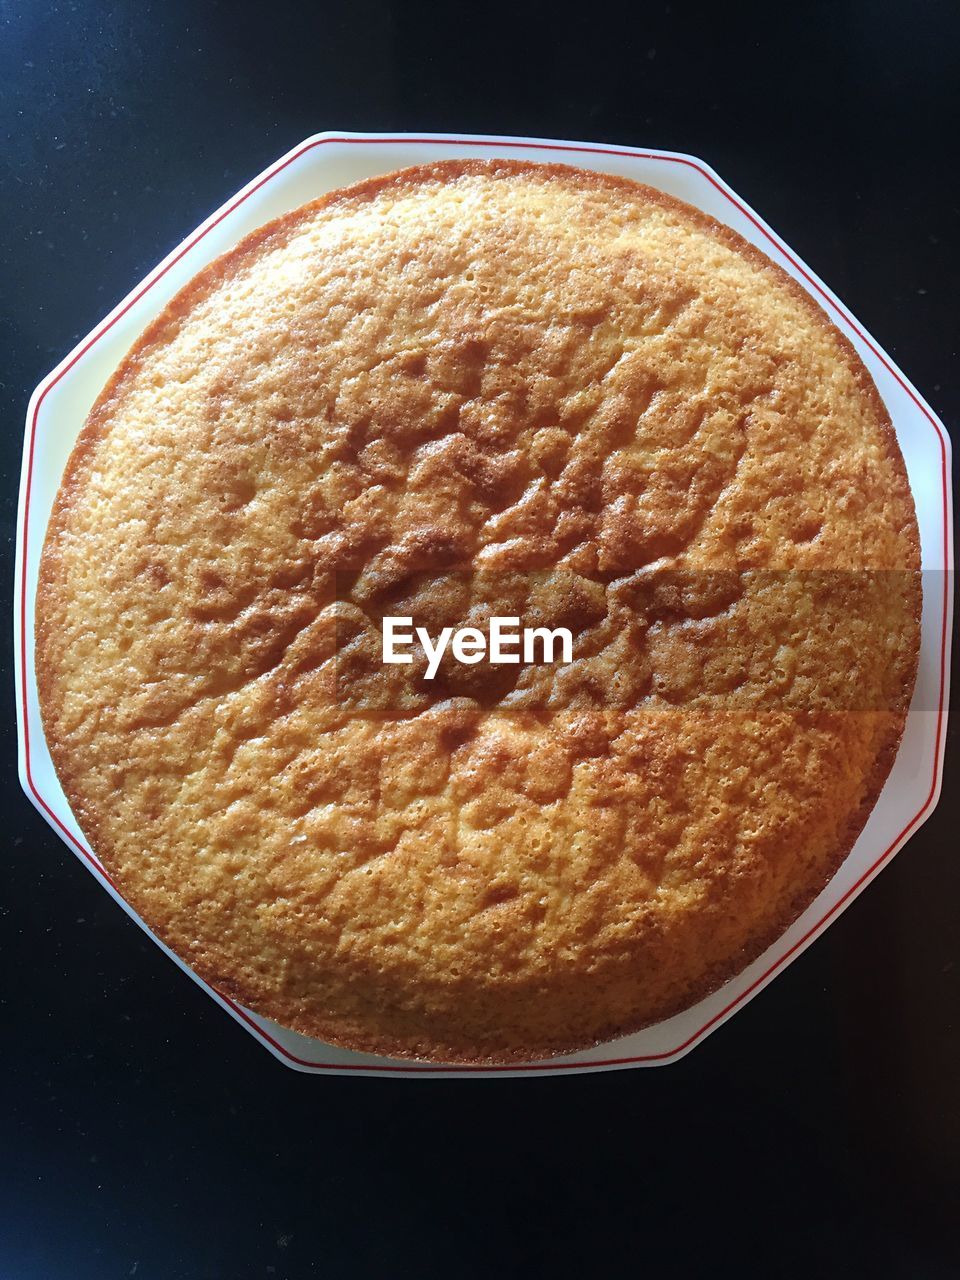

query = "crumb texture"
[37,160,920,1062]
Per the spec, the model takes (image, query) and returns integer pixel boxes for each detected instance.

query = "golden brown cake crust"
[37,159,920,1062]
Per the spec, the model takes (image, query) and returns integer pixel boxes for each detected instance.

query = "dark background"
[2,1,958,1276]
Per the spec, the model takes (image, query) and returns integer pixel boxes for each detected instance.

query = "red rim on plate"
[17,134,953,1073]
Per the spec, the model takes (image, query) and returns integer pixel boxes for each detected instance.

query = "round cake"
[36,160,920,1062]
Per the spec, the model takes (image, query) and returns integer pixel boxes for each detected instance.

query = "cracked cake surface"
[36,160,920,1062]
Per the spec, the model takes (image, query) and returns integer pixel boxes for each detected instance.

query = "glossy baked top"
[37,160,920,1061]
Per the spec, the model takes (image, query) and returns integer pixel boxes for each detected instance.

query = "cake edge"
[33,158,923,1065]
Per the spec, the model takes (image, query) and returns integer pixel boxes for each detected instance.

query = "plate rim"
[15,130,955,1076]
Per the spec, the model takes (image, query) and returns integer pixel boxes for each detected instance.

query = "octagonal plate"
[15,132,954,1075]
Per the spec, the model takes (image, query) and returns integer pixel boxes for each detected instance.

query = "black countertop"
[2,2,958,1276]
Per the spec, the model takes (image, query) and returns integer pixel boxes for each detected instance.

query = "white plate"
[15,132,954,1076]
